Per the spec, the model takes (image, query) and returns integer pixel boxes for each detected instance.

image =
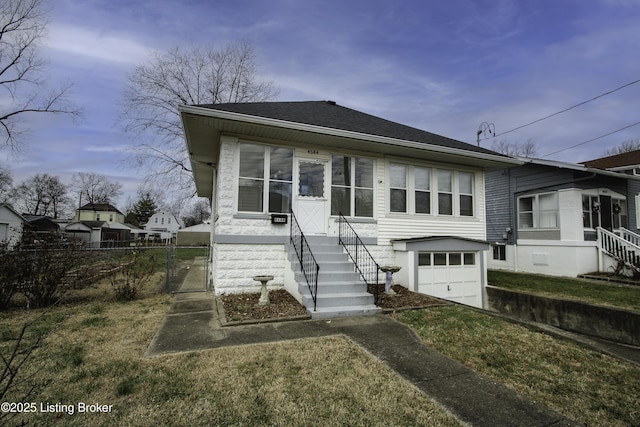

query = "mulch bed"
[220,285,444,323]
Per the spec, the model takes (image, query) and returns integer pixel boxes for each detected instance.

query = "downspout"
[210,167,217,291]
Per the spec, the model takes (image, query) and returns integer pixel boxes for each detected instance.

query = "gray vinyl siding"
[628,179,640,232]
[485,169,512,244]
[485,163,633,243]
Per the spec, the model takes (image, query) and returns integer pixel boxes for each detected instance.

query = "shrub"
[108,250,157,301]
[0,244,21,309]
[19,242,87,308]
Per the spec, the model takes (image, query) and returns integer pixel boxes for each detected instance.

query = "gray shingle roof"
[195,101,502,157]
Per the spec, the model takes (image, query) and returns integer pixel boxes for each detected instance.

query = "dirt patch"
[220,285,444,323]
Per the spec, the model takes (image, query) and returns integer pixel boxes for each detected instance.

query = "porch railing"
[620,227,640,247]
[597,226,640,273]
[290,210,319,311]
[337,213,381,303]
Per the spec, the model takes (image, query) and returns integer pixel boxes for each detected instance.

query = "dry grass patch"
[2,276,462,426]
[394,306,640,426]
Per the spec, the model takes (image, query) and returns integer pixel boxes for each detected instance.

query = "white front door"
[295,158,328,234]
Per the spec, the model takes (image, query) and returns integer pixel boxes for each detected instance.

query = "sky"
[2,0,640,210]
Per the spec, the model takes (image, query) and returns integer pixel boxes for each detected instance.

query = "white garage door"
[417,251,482,308]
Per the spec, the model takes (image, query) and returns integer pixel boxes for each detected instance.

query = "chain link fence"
[163,244,210,293]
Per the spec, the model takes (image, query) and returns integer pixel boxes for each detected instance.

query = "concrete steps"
[288,236,381,319]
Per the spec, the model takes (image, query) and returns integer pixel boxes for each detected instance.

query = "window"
[331,156,374,217]
[582,195,600,229]
[518,193,558,229]
[459,172,474,216]
[437,170,453,215]
[238,143,293,213]
[420,252,477,266]
[414,167,431,214]
[613,199,628,229]
[0,224,7,242]
[109,214,113,222]
[389,164,407,213]
[418,252,431,266]
[492,244,506,261]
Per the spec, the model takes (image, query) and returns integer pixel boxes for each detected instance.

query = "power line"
[541,119,640,158]
[494,79,640,139]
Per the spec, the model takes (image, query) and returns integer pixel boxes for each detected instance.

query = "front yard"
[1,265,639,425]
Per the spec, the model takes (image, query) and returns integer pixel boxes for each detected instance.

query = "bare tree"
[182,198,211,227]
[604,138,640,156]
[11,173,70,218]
[491,138,538,158]
[71,172,122,206]
[0,165,12,202]
[0,0,81,152]
[121,41,278,195]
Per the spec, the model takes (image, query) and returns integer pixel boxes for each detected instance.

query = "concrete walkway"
[145,261,589,426]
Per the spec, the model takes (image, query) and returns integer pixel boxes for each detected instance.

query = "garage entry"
[391,236,490,308]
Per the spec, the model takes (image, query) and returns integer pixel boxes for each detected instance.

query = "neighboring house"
[74,203,125,224]
[144,211,183,241]
[23,215,61,237]
[485,156,640,277]
[180,100,518,317]
[177,221,211,246]
[0,203,26,249]
[64,221,132,248]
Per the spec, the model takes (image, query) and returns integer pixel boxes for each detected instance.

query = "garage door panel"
[417,252,482,308]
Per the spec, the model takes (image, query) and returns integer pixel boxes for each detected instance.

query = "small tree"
[130,192,159,227]
[182,198,211,227]
[108,250,157,300]
[491,139,538,158]
[17,233,86,307]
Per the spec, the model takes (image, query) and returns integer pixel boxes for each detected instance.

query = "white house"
[0,203,26,249]
[144,211,183,241]
[180,101,519,317]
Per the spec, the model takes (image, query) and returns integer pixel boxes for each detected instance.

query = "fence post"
[165,242,171,292]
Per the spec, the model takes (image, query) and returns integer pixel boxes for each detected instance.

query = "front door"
[295,158,328,234]
[600,196,612,231]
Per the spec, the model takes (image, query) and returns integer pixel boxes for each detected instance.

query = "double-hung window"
[518,193,558,229]
[414,167,431,214]
[331,156,374,217]
[389,164,407,213]
[238,143,293,213]
[437,170,453,215]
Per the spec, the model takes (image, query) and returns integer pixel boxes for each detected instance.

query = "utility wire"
[541,119,640,158]
[494,79,640,139]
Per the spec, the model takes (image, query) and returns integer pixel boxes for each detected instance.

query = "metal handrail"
[290,210,319,311]
[337,213,381,303]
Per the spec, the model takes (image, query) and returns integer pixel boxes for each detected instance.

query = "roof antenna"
[476,122,495,146]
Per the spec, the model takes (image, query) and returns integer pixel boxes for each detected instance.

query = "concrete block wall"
[214,243,287,294]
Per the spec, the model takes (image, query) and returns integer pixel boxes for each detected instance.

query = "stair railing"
[290,210,319,311]
[620,227,640,247]
[337,213,381,303]
[597,226,640,273]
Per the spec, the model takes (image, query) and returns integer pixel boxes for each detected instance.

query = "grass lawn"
[488,269,640,311]
[394,306,640,427]
[1,276,461,426]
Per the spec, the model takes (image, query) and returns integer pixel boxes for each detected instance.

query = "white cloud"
[46,24,153,65]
